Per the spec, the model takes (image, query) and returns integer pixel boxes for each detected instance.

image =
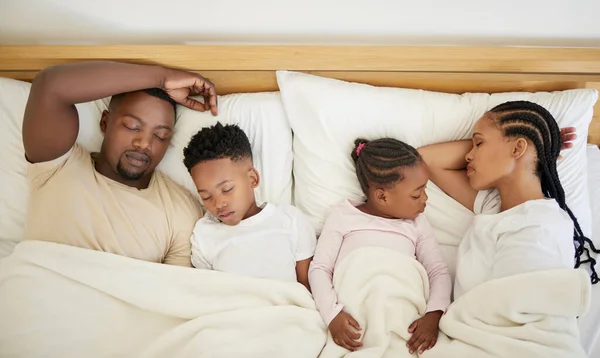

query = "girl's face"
[465,115,526,191]
[372,161,430,220]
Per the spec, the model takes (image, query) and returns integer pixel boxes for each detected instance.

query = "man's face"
[99,91,175,184]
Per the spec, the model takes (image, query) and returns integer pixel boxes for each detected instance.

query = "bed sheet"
[579,144,600,357]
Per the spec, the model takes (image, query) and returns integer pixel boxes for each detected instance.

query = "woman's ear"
[248,168,260,189]
[512,138,529,159]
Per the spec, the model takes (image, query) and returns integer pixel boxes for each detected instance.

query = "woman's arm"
[418,140,477,212]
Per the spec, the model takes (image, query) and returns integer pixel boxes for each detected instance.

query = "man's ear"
[248,168,260,189]
[512,138,529,159]
[100,110,109,134]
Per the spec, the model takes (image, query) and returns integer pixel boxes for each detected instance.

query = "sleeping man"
[22,61,218,266]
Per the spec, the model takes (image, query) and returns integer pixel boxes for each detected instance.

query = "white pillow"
[159,92,293,205]
[74,93,293,205]
[0,78,31,241]
[0,78,293,244]
[277,70,595,275]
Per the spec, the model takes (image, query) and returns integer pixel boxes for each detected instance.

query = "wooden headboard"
[1,45,600,145]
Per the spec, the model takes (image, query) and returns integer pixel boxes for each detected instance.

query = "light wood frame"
[1,45,600,145]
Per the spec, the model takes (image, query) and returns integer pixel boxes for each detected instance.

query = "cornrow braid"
[351,138,421,194]
[489,100,599,284]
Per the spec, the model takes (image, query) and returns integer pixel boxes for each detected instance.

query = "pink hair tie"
[356,142,366,156]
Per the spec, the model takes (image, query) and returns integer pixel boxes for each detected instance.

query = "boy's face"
[190,157,259,226]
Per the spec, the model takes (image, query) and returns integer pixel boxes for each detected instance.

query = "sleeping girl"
[308,138,452,355]
[182,122,316,291]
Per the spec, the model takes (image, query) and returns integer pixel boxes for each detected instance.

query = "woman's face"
[465,115,519,191]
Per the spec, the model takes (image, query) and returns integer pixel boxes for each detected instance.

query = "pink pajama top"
[308,200,452,326]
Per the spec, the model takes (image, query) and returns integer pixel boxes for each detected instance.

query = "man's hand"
[558,127,577,159]
[407,310,442,354]
[162,69,218,116]
[329,311,362,351]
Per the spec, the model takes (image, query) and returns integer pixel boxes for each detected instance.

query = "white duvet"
[0,241,327,358]
[320,247,591,358]
[0,242,591,358]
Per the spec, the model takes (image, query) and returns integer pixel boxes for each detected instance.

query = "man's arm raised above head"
[23,61,218,163]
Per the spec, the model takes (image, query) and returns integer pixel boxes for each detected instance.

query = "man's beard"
[117,160,146,181]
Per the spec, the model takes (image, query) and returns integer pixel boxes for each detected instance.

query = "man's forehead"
[112,92,175,125]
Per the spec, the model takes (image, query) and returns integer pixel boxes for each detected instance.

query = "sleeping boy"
[183,122,315,291]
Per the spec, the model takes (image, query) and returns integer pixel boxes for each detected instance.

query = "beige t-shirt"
[23,144,202,267]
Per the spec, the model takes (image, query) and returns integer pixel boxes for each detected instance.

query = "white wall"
[1,0,599,47]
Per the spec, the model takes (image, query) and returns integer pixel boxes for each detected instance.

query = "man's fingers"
[199,79,218,116]
[180,97,206,112]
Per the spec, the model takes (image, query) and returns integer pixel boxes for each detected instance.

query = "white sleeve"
[292,207,317,261]
[473,189,501,215]
[190,224,212,270]
[493,225,567,280]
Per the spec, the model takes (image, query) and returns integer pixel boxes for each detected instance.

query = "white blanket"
[428,267,591,358]
[318,247,591,358]
[318,247,430,358]
[0,241,327,358]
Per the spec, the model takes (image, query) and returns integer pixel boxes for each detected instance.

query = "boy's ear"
[248,168,260,189]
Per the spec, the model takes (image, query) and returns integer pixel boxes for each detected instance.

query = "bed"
[0,46,599,358]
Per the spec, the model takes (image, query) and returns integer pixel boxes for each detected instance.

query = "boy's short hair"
[183,122,253,172]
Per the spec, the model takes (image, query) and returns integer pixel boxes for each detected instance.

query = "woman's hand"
[329,310,363,351]
[407,310,443,354]
[559,127,577,159]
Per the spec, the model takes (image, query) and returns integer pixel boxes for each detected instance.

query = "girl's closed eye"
[411,194,421,200]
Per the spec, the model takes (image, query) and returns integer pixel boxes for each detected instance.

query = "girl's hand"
[407,310,443,354]
[329,311,363,351]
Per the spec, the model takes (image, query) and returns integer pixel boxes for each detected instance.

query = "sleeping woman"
[418,100,599,300]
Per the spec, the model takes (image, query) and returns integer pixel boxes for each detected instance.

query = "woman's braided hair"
[488,100,598,284]
[351,138,421,194]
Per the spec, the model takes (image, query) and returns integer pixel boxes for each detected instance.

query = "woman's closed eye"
[200,195,212,201]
